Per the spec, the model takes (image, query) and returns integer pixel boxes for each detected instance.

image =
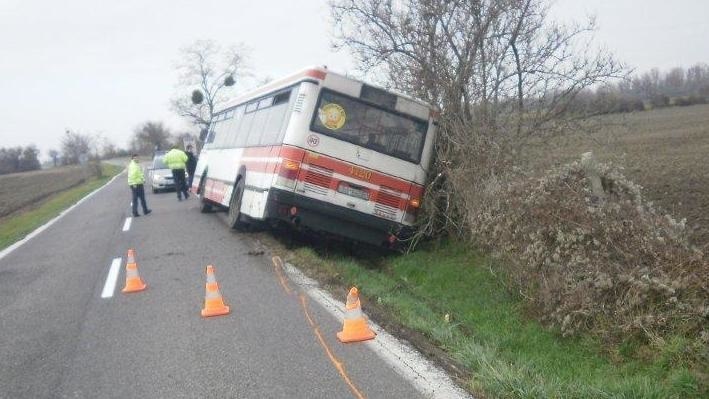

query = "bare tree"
[663,67,685,94]
[0,146,41,174]
[0,147,22,174]
[169,131,198,151]
[61,129,94,165]
[171,40,248,133]
[624,64,709,106]
[20,145,41,171]
[685,63,709,93]
[48,149,60,167]
[333,0,624,136]
[100,136,119,160]
[331,0,626,238]
[130,121,172,155]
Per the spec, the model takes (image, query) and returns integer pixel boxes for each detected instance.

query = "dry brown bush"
[468,152,708,356]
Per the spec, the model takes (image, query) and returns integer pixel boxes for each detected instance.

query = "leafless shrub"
[473,153,708,354]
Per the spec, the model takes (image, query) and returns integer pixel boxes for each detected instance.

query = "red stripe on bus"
[303,68,327,80]
[277,144,419,194]
[205,178,228,204]
[219,144,424,212]
[281,144,424,211]
[299,151,412,193]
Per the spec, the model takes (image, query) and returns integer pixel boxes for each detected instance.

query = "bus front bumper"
[266,188,412,248]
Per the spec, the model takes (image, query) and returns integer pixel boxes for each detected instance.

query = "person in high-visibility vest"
[163,146,190,201]
[127,154,152,217]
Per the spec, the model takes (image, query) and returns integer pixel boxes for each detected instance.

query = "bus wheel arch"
[227,174,248,230]
[198,171,213,213]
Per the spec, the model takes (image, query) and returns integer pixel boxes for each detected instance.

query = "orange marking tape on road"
[299,294,366,399]
[271,256,366,399]
[271,256,293,295]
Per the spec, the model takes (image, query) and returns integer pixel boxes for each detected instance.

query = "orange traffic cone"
[337,287,376,343]
[122,249,147,293]
[201,265,230,317]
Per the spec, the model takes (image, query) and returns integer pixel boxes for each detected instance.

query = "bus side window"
[276,85,300,143]
[234,110,254,147]
[212,111,234,148]
[261,103,288,145]
[246,106,268,146]
[273,90,290,105]
[261,90,292,145]
[226,105,244,148]
[245,101,258,113]
[218,117,237,148]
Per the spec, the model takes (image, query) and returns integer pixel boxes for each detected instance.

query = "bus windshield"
[311,90,428,164]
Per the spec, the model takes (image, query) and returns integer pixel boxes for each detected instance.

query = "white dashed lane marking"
[101,257,122,299]
[122,217,132,232]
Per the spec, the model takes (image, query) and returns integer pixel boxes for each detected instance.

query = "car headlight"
[154,175,164,182]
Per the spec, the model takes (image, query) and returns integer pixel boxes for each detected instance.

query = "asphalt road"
[0,175,430,398]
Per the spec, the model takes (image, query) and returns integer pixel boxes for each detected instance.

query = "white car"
[147,153,175,193]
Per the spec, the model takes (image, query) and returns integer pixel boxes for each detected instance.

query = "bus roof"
[216,66,436,115]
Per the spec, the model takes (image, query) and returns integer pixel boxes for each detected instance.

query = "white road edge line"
[283,262,472,399]
[0,170,125,261]
[122,217,132,232]
[101,257,123,298]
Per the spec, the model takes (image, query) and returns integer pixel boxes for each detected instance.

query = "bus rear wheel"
[227,178,247,230]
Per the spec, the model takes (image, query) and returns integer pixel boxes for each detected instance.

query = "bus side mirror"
[199,128,208,141]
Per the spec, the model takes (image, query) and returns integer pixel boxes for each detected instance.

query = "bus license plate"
[337,182,369,201]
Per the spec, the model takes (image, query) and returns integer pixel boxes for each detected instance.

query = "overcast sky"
[1,0,707,159]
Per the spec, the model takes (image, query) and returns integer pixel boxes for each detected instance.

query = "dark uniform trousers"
[172,169,189,199]
[130,184,149,216]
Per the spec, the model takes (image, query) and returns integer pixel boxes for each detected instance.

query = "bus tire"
[227,178,247,230]
[198,174,213,213]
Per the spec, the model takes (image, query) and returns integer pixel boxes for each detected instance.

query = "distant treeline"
[573,63,709,114]
[0,146,41,175]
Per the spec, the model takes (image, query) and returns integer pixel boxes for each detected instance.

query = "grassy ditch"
[271,239,705,398]
[0,163,123,251]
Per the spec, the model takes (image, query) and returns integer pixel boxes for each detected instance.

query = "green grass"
[288,240,706,399]
[0,164,122,250]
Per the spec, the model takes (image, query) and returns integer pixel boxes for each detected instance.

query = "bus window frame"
[204,82,306,150]
[308,88,429,164]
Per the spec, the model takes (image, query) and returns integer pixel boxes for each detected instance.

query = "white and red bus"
[193,66,437,248]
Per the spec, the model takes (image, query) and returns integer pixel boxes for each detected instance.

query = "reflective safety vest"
[127,160,144,186]
[164,149,188,170]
